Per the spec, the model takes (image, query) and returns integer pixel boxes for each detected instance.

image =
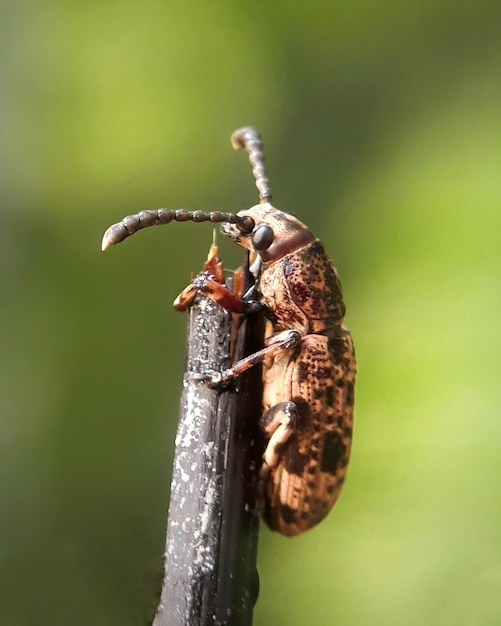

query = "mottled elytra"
[102,127,356,536]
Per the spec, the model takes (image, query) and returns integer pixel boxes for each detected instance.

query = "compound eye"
[252,224,275,251]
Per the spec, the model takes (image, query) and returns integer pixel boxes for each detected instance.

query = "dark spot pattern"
[328,335,347,364]
[345,380,355,406]
[280,504,297,524]
[291,396,310,429]
[316,366,332,379]
[284,436,310,475]
[297,360,309,383]
[320,431,346,475]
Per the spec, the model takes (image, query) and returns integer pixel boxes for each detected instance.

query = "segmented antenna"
[101,209,254,250]
[231,127,272,203]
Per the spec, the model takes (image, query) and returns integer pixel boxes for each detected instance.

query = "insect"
[102,127,356,536]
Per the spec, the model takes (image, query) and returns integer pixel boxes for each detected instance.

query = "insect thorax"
[260,240,346,334]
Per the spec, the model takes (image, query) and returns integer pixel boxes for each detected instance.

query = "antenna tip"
[101,223,123,251]
[231,126,259,151]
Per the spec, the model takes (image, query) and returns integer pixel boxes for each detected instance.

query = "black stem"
[152,261,263,626]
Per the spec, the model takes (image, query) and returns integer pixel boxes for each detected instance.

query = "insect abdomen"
[262,330,355,536]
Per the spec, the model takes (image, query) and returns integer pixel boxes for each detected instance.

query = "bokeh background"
[1,2,500,625]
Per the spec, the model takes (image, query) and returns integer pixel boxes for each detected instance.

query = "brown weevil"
[102,127,356,536]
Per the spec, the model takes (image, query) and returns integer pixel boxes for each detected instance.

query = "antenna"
[101,209,254,250]
[101,127,273,250]
[231,127,272,203]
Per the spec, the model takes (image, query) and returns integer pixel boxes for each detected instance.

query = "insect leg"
[175,270,267,315]
[172,283,200,312]
[193,329,302,387]
[260,402,298,470]
[174,276,245,313]
[197,276,258,313]
[173,243,225,311]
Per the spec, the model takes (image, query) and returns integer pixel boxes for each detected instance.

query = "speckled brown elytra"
[102,127,356,536]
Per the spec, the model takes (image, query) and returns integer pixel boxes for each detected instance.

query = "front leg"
[176,272,265,315]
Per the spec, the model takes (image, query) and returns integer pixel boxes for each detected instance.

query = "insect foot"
[189,370,236,390]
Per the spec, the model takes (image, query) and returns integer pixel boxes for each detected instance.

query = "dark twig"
[153,265,263,626]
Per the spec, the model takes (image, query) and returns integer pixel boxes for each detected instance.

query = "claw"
[188,369,236,390]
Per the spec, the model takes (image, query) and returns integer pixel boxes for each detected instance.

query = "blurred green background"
[1,1,500,624]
